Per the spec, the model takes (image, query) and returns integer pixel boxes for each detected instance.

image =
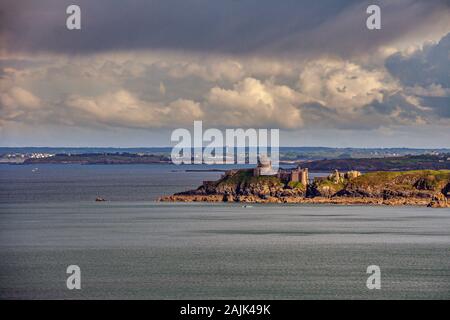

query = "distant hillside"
[2,147,450,161]
[7,152,450,169]
[278,147,450,160]
[23,153,170,164]
[303,154,450,172]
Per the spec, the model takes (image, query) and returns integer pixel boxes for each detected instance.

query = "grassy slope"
[353,170,450,187]
[217,169,283,188]
[202,169,450,198]
[314,170,450,196]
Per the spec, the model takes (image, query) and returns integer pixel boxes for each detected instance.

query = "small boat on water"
[242,205,253,208]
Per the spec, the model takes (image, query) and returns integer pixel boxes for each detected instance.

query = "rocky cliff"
[180,169,306,198]
[160,169,450,207]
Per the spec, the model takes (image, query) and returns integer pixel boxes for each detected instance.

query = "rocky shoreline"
[159,194,448,207]
[159,168,450,208]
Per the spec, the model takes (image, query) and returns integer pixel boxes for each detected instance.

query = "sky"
[0,0,449,147]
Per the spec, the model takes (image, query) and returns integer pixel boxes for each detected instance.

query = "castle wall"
[300,169,308,186]
[291,171,299,182]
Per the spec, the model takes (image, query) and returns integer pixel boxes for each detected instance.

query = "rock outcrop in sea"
[159,168,450,208]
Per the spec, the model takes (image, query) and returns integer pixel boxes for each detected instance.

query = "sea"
[0,164,449,299]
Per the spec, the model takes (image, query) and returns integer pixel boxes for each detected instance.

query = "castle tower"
[253,155,275,176]
[300,168,309,186]
[290,169,300,182]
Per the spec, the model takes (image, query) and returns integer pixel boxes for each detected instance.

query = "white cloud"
[167,59,244,82]
[406,84,450,97]
[0,87,40,109]
[297,59,399,111]
[206,77,305,129]
[65,90,203,128]
[1,35,449,135]
[0,87,41,122]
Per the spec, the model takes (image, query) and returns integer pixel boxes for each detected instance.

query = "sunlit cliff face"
[1,0,449,147]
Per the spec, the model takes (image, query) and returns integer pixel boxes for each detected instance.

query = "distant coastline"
[3,152,450,172]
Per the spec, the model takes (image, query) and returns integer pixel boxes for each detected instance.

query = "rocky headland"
[159,169,450,208]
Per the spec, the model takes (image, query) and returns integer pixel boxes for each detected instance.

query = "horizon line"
[2,146,450,150]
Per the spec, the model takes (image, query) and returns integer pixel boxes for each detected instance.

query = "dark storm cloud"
[386,33,450,119]
[421,96,450,118]
[363,93,424,122]
[300,91,431,131]
[1,0,448,56]
[386,33,450,87]
[1,0,450,146]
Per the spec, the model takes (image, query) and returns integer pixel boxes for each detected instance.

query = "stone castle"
[206,156,361,188]
[253,156,309,185]
[276,167,309,185]
[253,156,278,177]
[327,169,361,184]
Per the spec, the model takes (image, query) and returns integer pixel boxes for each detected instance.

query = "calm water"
[0,164,449,299]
